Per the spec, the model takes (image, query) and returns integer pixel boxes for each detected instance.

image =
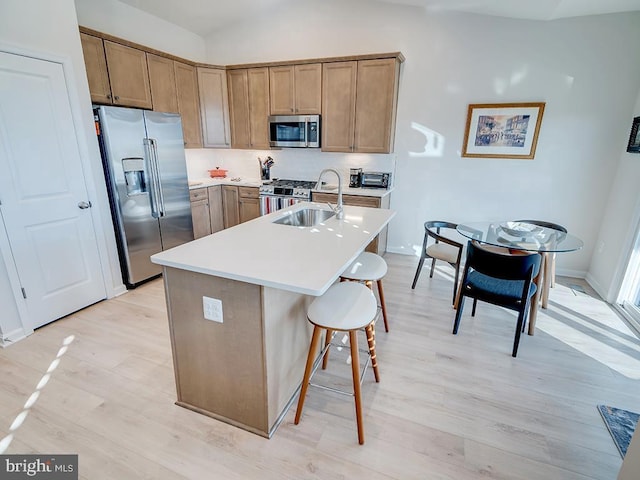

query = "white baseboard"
[386,246,414,256]
[0,327,29,348]
[584,272,610,302]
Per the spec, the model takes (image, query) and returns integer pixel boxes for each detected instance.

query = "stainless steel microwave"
[361,172,392,189]
[268,115,320,148]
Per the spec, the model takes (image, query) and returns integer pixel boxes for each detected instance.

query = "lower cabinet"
[190,188,211,239]
[311,192,390,254]
[238,187,260,224]
[189,185,233,237]
[222,185,240,229]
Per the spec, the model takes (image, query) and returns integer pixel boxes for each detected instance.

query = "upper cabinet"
[80,33,111,104]
[80,33,152,109]
[227,68,270,149]
[269,63,322,115]
[322,57,401,153]
[198,67,230,148]
[147,53,179,113]
[174,62,203,148]
[103,40,153,109]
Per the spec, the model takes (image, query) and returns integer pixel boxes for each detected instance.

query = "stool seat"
[308,282,377,331]
[342,252,387,281]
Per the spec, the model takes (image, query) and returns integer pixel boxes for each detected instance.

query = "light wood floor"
[1,253,639,479]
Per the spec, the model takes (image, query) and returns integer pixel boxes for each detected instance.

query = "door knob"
[78,201,92,209]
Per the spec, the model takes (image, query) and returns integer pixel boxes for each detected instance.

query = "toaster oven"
[360,172,391,189]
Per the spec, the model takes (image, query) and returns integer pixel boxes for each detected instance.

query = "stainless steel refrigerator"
[95,106,193,287]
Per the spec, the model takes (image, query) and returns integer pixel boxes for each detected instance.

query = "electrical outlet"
[203,296,223,323]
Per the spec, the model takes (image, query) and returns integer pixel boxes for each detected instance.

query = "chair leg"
[376,279,389,333]
[411,256,426,289]
[365,323,379,382]
[429,258,437,278]
[471,298,478,317]
[453,297,465,334]
[513,311,525,357]
[322,329,333,369]
[349,330,365,445]
[452,264,461,305]
[294,326,323,425]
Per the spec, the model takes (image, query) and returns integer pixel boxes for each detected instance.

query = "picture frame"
[461,102,546,159]
[626,116,640,153]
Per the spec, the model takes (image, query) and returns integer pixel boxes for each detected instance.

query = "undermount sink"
[272,208,336,227]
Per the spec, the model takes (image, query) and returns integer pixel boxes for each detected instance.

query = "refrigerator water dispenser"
[122,158,147,196]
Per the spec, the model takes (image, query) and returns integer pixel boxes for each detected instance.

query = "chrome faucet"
[315,168,343,219]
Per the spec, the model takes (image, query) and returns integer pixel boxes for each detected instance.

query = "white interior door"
[0,52,105,330]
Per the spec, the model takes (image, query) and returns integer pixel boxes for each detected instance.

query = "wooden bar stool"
[340,252,389,332]
[294,282,379,445]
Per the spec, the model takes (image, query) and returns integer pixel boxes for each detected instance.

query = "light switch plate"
[203,296,223,323]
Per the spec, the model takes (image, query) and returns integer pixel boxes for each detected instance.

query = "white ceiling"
[119,0,640,36]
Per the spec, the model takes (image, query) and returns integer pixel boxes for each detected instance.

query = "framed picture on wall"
[461,102,546,159]
[627,116,640,153]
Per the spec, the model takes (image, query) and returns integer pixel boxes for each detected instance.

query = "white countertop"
[188,177,392,198]
[151,201,395,296]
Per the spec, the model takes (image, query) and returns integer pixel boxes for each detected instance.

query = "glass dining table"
[456,221,584,335]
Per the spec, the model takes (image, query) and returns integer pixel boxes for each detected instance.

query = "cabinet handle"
[114,96,120,101]
[106,93,112,100]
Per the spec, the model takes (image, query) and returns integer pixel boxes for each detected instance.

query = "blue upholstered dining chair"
[453,241,541,357]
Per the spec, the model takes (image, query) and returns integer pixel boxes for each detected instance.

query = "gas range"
[258,179,317,215]
[258,179,317,199]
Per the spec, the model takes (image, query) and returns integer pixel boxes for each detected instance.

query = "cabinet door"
[174,62,203,148]
[80,33,112,104]
[321,61,357,152]
[198,67,230,148]
[208,185,224,233]
[247,68,270,150]
[227,70,250,148]
[103,40,152,109]
[222,185,240,228]
[238,187,260,223]
[354,58,400,153]
[191,199,211,239]
[147,54,179,113]
[294,63,322,114]
[269,66,295,115]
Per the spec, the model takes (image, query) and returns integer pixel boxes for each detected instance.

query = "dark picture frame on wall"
[461,102,546,159]
[627,116,640,153]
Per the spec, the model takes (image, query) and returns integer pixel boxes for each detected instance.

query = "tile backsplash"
[185,148,396,186]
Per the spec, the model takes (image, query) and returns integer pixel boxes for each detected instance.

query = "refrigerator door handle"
[143,138,161,218]
[148,138,166,216]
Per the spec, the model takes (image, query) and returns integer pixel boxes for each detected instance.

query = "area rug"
[597,405,640,458]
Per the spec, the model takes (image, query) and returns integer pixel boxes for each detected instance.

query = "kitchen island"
[151,201,395,437]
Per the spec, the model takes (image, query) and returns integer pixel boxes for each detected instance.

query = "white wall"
[205,0,640,279]
[0,0,124,340]
[74,0,206,62]
[588,92,640,300]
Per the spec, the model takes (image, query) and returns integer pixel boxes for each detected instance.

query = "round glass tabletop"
[456,221,584,253]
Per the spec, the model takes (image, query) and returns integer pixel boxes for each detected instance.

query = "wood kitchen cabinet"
[147,53,179,113]
[190,188,211,239]
[208,185,224,233]
[238,187,260,223]
[80,33,112,104]
[189,186,224,238]
[227,68,270,149]
[103,40,153,109]
[174,62,203,148]
[198,67,231,148]
[322,57,400,153]
[269,63,322,115]
[311,192,390,254]
[222,185,240,228]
